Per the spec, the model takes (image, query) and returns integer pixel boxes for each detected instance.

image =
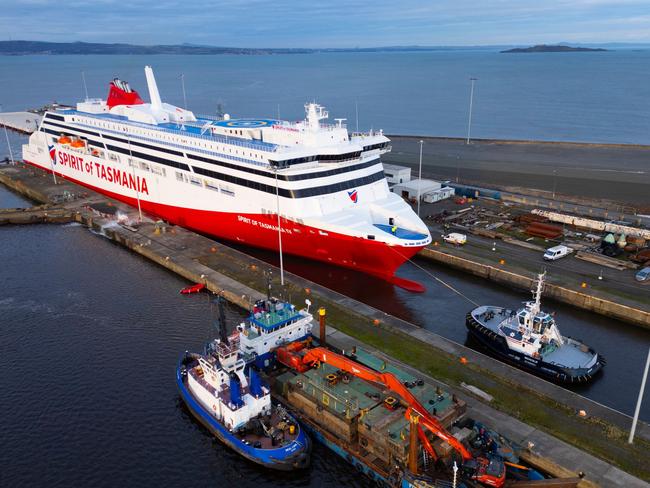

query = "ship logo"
[348,189,358,203]
[48,144,57,165]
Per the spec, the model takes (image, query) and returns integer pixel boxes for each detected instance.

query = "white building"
[383,164,411,185]
[393,178,440,201]
[392,178,454,203]
[423,186,454,203]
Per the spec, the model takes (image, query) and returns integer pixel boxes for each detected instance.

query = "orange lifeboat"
[58,135,72,145]
[70,138,86,148]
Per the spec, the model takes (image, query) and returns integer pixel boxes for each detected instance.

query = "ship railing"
[65,108,281,153]
[74,121,275,170]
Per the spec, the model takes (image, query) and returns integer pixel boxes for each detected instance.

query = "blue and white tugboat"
[466,272,604,383]
[177,296,311,470]
[236,284,314,369]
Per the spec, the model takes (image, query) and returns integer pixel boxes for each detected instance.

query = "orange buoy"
[210,246,217,253]
[460,357,468,365]
[251,264,257,271]
[373,319,380,326]
[499,259,506,265]
[58,135,71,145]
[305,288,311,295]
[70,138,85,148]
[581,282,587,288]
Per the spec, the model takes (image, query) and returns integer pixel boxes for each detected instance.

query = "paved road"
[422,205,650,312]
[384,136,650,210]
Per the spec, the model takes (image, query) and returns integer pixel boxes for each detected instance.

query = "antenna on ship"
[210,293,229,344]
[355,100,359,134]
[81,71,89,101]
[180,73,187,109]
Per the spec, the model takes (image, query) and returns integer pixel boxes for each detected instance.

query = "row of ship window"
[45,113,387,168]
[41,123,386,198]
[47,113,268,161]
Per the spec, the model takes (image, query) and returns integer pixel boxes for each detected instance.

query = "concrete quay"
[419,246,650,330]
[384,135,650,211]
[0,111,42,134]
[1,162,649,486]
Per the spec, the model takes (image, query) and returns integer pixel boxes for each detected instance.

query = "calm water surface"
[0,50,649,145]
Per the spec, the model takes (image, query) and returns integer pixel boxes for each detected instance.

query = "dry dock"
[1,161,649,486]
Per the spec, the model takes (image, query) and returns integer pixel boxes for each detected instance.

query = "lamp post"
[275,167,285,286]
[466,77,477,145]
[417,139,423,217]
[628,346,650,444]
[552,168,558,200]
[0,104,14,165]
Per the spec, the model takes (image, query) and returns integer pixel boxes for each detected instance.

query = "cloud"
[1,0,649,46]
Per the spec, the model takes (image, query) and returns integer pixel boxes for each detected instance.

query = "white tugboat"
[466,272,604,383]
[177,296,310,470]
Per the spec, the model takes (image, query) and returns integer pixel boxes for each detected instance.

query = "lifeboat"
[180,283,206,295]
[57,135,71,145]
[70,138,86,148]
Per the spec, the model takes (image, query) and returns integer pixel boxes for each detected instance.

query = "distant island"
[501,44,608,53]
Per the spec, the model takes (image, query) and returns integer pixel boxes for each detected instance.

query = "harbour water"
[0,188,372,487]
[1,50,649,145]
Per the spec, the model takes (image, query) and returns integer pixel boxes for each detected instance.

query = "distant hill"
[501,44,608,53]
[0,40,313,55]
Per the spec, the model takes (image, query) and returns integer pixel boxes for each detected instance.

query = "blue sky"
[3,0,650,47]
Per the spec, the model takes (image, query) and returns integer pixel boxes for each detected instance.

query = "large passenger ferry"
[23,66,431,289]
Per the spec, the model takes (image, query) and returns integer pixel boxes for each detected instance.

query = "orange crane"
[276,343,506,487]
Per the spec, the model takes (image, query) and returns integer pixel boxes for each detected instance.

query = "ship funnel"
[229,374,244,409]
[249,367,264,398]
[144,66,162,109]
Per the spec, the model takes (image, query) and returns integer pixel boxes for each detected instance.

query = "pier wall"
[419,247,650,330]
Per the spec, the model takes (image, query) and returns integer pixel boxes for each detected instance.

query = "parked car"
[443,233,467,245]
[635,267,650,283]
[543,245,573,261]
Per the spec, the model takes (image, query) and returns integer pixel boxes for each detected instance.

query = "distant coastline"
[0,40,626,56]
[501,44,608,53]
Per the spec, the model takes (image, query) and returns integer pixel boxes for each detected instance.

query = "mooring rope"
[389,246,480,307]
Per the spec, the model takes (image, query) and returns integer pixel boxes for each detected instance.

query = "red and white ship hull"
[23,67,432,289]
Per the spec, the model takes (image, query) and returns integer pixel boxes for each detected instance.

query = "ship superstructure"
[23,66,431,289]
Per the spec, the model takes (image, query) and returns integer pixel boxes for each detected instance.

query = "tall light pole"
[552,168,558,200]
[628,346,650,444]
[417,139,423,217]
[275,167,285,286]
[466,77,477,145]
[0,104,15,165]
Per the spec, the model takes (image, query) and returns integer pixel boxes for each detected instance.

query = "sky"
[2,0,650,48]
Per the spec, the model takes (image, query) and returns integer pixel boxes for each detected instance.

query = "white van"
[543,245,573,261]
[443,233,467,246]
